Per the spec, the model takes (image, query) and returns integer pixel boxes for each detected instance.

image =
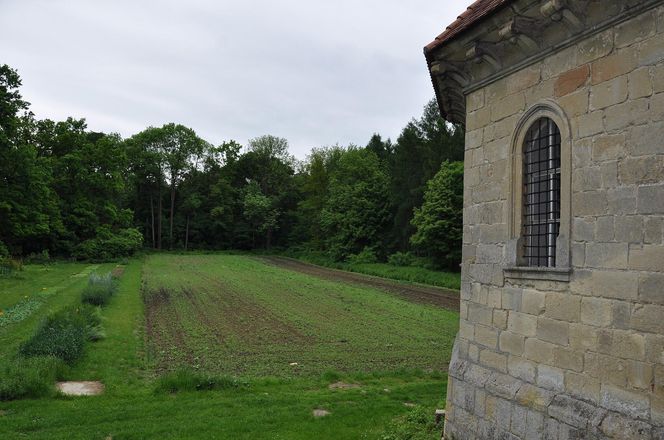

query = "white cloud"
[0,0,469,158]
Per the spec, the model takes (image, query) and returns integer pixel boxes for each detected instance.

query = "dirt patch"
[328,381,361,390]
[111,266,125,278]
[56,381,104,396]
[261,257,460,311]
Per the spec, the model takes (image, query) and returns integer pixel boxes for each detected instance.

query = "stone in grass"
[313,409,331,417]
[328,381,361,390]
[56,381,104,396]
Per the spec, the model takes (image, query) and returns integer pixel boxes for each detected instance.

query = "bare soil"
[261,256,460,311]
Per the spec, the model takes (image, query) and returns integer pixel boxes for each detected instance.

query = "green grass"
[0,254,457,439]
[288,252,461,290]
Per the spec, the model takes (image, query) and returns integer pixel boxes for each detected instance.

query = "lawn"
[0,254,459,439]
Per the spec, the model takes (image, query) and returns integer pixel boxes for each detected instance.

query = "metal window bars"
[523,117,561,267]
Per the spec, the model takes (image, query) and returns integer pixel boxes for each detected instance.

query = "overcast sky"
[0,0,468,158]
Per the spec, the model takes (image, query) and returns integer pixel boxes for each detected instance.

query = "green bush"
[388,252,415,267]
[19,305,101,364]
[0,356,64,401]
[0,241,8,259]
[155,369,245,394]
[81,272,117,306]
[380,406,440,440]
[0,258,23,276]
[24,250,50,264]
[346,247,378,264]
[74,227,143,262]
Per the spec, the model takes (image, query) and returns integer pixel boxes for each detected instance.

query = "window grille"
[523,117,561,267]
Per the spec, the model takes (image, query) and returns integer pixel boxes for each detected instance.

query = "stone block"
[515,383,555,412]
[590,75,628,110]
[508,311,537,337]
[628,67,653,99]
[572,167,602,192]
[491,93,525,122]
[464,363,491,387]
[572,137,592,167]
[640,273,664,305]
[542,45,579,80]
[607,186,637,215]
[475,324,499,349]
[599,411,653,438]
[631,303,664,334]
[600,161,619,189]
[485,371,522,400]
[585,242,628,269]
[479,349,508,373]
[566,371,600,403]
[577,28,614,65]
[554,347,583,372]
[654,63,664,93]
[580,296,613,327]
[467,106,491,131]
[576,110,604,139]
[558,88,589,117]
[468,303,493,327]
[640,222,663,250]
[524,338,556,364]
[613,330,646,361]
[637,184,664,215]
[603,98,649,131]
[511,404,528,438]
[627,360,653,390]
[493,309,508,330]
[555,65,590,97]
[569,323,598,351]
[537,317,569,346]
[508,355,536,383]
[612,300,631,330]
[459,319,474,340]
[614,216,643,243]
[499,331,525,356]
[494,397,513,431]
[592,133,626,162]
[629,243,664,271]
[548,394,604,429]
[573,191,608,216]
[595,216,614,242]
[600,385,650,420]
[544,293,581,322]
[572,269,638,301]
[525,408,545,439]
[537,364,564,391]
[598,354,629,388]
[467,88,485,112]
[502,287,522,311]
[521,290,546,316]
[615,10,657,48]
[638,32,664,66]
[629,122,664,156]
[645,334,664,364]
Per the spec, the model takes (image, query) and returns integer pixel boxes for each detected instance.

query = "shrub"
[74,227,143,262]
[25,250,50,264]
[388,252,415,267]
[0,356,64,401]
[81,272,117,306]
[346,247,378,264]
[155,370,245,394]
[380,406,440,440]
[0,258,23,276]
[0,241,8,259]
[19,305,102,364]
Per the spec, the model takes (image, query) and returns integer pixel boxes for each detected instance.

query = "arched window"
[506,100,571,280]
[523,118,561,267]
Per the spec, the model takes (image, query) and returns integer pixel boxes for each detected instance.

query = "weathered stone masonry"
[426,1,664,438]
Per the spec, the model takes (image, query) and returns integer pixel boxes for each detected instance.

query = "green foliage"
[155,369,245,394]
[74,227,143,261]
[380,406,441,440]
[0,241,8,259]
[24,250,50,264]
[388,252,415,267]
[346,247,378,264]
[18,305,101,363]
[321,148,390,260]
[81,272,118,306]
[411,161,464,270]
[0,298,42,327]
[0,356,64,401]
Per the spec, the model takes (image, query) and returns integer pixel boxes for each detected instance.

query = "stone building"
[424,0,664,438]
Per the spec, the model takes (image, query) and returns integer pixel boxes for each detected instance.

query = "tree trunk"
[185,214,190,251]
[150,194,156,249]
[157,187,163,250]
[169,183,175,250]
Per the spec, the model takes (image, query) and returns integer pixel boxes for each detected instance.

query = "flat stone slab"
[328,381,361,390]
[313,409,331,417]
[56,381,104,396]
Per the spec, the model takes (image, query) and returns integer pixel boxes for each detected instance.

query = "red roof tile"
[425,0,511,53]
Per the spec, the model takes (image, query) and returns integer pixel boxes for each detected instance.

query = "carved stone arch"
[506,100,572,270]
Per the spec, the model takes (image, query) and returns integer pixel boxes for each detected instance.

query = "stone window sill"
[503,266,572,282]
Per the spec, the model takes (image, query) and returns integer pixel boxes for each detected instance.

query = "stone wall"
[444,6,664,439]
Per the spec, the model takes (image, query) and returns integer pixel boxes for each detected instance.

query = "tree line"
[0,64,464,270]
